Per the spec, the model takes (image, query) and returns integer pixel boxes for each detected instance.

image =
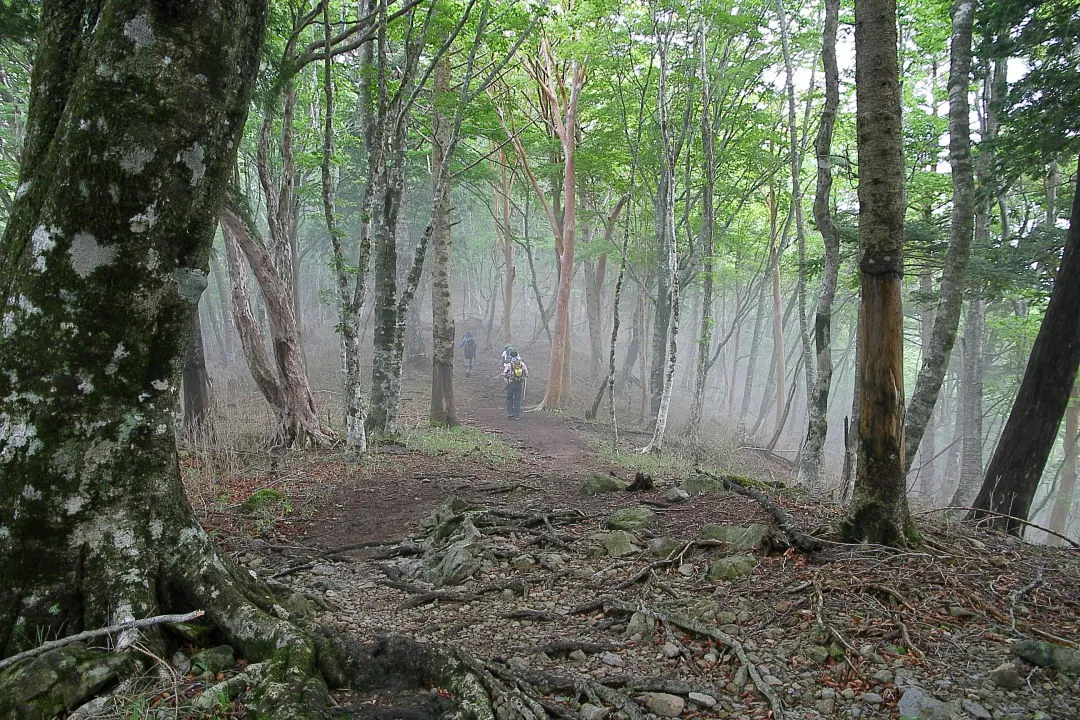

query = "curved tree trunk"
[0,3,337,715]
[971,156,1080,534]
[796,0,840,489]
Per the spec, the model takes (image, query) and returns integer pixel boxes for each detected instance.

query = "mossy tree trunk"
[430,49,458,427]
[841,0,913,546]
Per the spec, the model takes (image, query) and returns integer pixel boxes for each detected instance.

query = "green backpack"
[509,359,525,382]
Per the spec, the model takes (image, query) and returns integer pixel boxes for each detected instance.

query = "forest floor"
[186,367,1080,720]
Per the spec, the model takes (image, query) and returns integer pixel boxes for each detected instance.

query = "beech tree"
[840,0,913,545]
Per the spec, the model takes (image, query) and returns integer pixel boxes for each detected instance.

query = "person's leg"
[506,383,513,417]
[511,383,522,418]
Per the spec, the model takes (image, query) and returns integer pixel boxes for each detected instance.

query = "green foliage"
[403,425,522,467]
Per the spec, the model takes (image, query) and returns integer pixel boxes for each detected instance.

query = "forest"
[0,0,1077,718]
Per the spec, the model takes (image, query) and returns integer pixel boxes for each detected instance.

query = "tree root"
[604,598,789,720]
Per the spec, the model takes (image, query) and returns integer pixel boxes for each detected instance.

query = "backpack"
[509,359,525,382]
[463,337,476,357]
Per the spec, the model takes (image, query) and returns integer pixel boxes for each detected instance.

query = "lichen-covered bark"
[0,0,268,657]
[430,51,457,427]
[841,0,913,545]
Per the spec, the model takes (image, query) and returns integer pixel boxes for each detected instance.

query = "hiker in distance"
[503,349,528,420]
[460,331,477,378]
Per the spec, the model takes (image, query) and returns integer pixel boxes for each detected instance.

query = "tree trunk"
[915,271,937,497]
[496,149,515,344]
[841,0,913,545]
[971,156,1080,534]
[950,297,986,507]
[221,199,334,449]
[429,50,458,426]
[796,0,840,489]
[182,310,214,440]
[0,2,339,713]
[767,185,787,431]
[904,0,977,471]
[1047,382,1078,543]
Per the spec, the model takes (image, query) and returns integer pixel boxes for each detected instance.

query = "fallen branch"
[695,468,822,553]
[0,610,204,672]
[916,507,1080,549]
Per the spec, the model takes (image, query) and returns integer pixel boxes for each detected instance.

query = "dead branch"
[694,468,822,553]
[0,610,204,672]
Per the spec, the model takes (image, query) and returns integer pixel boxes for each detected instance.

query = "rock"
[700,523,771,550]
[804,646,831,665]
[601,652,624,667]
[707,554,757,580]
[649,537,683,558]
[679,474,728,495]
[688,692,716,708]
[872,669,894,683]
[511,554,537,571]
[539,553,567,571]
[666,487,691,503]
[191,645,235,674]
[624,611,654,640]
[606,507,656,530]
[641,692,685,717]
[580,702,611,720]
[170,650,191,676]
[989,662,1022,690]
[600,531,637,557]
[584,475,629,495]
[283,591,317,618]
[732,664,749,688]
[661,643,681,658]
[962,699,992,719]
[859,692,883,705]
[569,650,588,663]
[1011,640,1080,674]
[947,605,975,617]
[424,537,481,587]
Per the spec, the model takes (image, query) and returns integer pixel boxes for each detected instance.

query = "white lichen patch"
[78,375,94,394]
[171,267,208,303]
[149,520,163,540]
[31,226,57,272]
[63,494,87,515]
[179,144,205,185]
[69,231,118,278]
[123,14,155,50]
[151,379,169,392]
[1,312,13,338]
[15,181,30,200]
[21,484,42,501]
[129,203,158,234]
[0,413,41,461]
[105,343,129,375]
[119,143,154,174]
[146,249,160,271]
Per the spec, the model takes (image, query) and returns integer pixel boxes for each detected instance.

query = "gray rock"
[511,554,537,571]
[700,523,770,550]
[897,686,958,720]
[606,507,656,530]
[962,699,992,719]
[1011,640,1080,674]
[624,611,654,640]
[859,692,883,705]
[648,537,683,558]
[707,554,757,580]
[679,474,728,495]
[585,475,629,495]
[0,643,129,720]
[666,487,691,503]
[424,537,481,587]
[732,664,749,687]
[661,643,681,658]
[804,645,831,665]
[601,652,624,667]
[171,650,191,676]
[539,553,567,571]
[191,645,235,674]
[688,692,716,707]
[641,692,685,717]
[569,649,588,663]
[989,662,1022,690]
[600,531,637,557]
[872,669,894,683]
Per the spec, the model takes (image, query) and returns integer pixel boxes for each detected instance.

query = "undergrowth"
[402,425,523,468]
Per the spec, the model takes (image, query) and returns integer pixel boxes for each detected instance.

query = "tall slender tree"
[841,0,914,545]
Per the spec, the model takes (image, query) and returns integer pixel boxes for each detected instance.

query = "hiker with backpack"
[503,349,528,419]
[460,331,477,378]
